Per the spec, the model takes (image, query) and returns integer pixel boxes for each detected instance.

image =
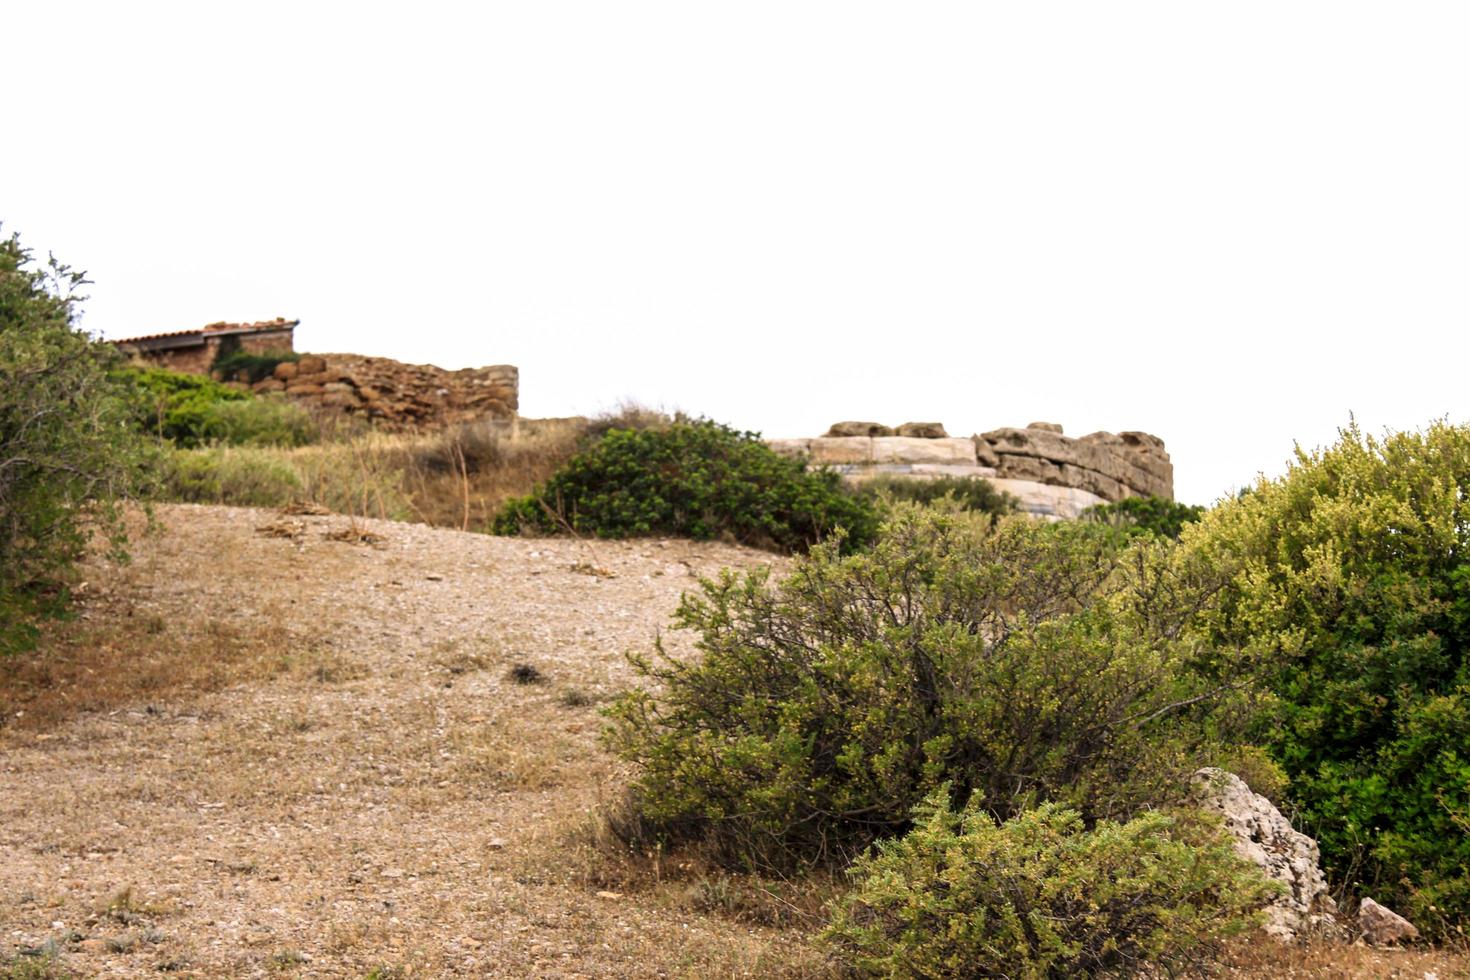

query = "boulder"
[1027,421,1064,433]
[971,436,1000,468]
[273,361,299,381]
[1357,898,1419,945]
[827,421,893,437]
[895,422,949,439]
[1190,768,1338,941]
[296,354,327,375]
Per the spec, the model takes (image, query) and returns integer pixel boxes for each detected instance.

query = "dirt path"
[1,505,812,978]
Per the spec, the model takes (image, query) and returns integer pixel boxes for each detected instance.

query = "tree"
[0,228,151,655]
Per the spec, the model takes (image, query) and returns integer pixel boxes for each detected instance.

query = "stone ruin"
[253,354,518,432]
[768,420,1173,519]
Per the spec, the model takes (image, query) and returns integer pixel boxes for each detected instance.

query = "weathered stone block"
[273,361,299,381]
[827,421,893,437]
[766,438,813,459]
[808,437,874,465]
[895,422,948,439]
[870,438,977,466]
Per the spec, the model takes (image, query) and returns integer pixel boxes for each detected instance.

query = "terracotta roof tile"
[113,318,299,345]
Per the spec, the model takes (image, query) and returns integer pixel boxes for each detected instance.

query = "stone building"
[111,318,298,375]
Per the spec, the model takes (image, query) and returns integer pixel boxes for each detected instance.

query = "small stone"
[595,890,623,900]
[78,938,107,954]
[487,838,507,850]
[380,868,405,878]
[1358,897,1420,945]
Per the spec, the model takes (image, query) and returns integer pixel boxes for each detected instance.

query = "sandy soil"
[1,505,810,978]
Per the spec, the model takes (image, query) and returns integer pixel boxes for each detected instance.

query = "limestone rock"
[1027,421,1064,433]
[808,437,875,466]
[988,479,1104,520]
[971,436,1000,468]
[1358,897,1419,945]
[895,422,949,439]
[827,421,893,437]
[766,438,812,459]
[1190,767,1338,941]
[870,437,977,466]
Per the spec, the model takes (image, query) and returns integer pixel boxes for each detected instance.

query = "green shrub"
[493,419,879,553]
[1085,495,1206,540]
[604,503,1254,872]
[856,474,1017,517]
[117,365,315,447]
[1,229,152,655]
[824,792,1274,979]
[158,448,303,507]
[1187,420,1470,933]
[212,347,297,384]
[202,397,316,447]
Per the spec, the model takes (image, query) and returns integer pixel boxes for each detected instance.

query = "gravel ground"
[0,505,811,978]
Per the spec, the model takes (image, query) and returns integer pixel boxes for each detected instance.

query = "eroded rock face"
[826,421,893,437]
[1190,768,1338,941]
[895,422,949,438]
[1358,897,1419,945]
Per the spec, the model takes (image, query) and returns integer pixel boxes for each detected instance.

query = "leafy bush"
[158,448,303,507]
[604,503,1253,871]
[1188,420,1470,932]
[824,792,1273,979]
[855,474,1017,517]
[493,419,879,553]
[118,365,315,447]
[1,230,151,655]
[1085,495,1206,540]
[212,347,298,384]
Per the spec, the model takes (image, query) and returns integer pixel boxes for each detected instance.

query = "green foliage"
[158,447,303,507]
[493,419,879,553]
[824,792,1273,979]
[0,229,152,655]
[1085,495,1205,540]
[604,503,1253,872]
[855,474,1017,517]
[1188,420,1470,931]
[212,347,297,384]
[117,365,315,447]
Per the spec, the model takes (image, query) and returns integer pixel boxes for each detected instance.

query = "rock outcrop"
[1357,897,1419,945]
[768,420,1174,518]
[1190,767,1338,941]
[254,354,518,431]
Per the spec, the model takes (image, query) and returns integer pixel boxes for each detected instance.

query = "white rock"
[1190,767,1338,942]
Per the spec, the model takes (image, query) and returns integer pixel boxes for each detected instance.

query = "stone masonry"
[768,421,1173,519]
[254,354,518,431]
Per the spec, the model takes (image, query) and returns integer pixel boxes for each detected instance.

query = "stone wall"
[252,354,518,431]
[768,421,1173,520]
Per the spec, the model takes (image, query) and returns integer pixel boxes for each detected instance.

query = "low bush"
[604,503,1255,872]
[1085,495,1205,540]
[493,419,879,553]
[824,792,1274,979]
[118,365,316,447]
[855,474,1017,517]
[158,448,303,507]
[1187,420,1470,933]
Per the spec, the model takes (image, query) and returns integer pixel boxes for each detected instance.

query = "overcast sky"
[5,2,1467,504]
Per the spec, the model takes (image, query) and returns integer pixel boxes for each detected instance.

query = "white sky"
[5,2,1467,504]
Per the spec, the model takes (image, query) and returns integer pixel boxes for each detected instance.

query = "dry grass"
[158,417,590,531]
